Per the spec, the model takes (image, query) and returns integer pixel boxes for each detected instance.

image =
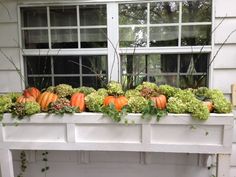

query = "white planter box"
[0,113,234,154]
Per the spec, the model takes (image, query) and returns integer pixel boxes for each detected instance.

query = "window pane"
[82,76,107,89]
[181,25,211,46]
[150,75,177,87]
[120,27,147,47]
[53,56,80,74]
[51,29,78,48]
[50,6,77,26]
[122,75,147,89]
[119,3,147,25]
[80,28,107,48]
[23,30,48,49]
[21,7,47,27]
[150,2,179,24]
[82,56,107,75]
[148,54,178,74]
[25,56,51,75]
[27,77,52,90]
[150,26,178,47]
[182,0,212,22]
[55,77,80,87]
[179,75,207,89]
[180,54,208,73]
[80,5,107,26]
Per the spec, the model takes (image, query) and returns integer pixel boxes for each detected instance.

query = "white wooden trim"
[217,154,231,177]
[0,149,14,177]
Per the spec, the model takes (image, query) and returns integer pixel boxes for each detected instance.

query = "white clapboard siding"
[212,70,236,94]
[213,44,236,69]
[231,144,236,166]
[214,18,236,44]
[0,0,17,23]
[215,0,236,18]
[0,23,18,48]
[0,71,22,93]
[0,48,20,70]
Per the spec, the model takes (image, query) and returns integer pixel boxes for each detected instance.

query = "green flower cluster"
[46,86,55,93]
[55,84,73,98]
[85,92,106,112]
[135,82,158,91]
[107,81,124,95]
[167,97,186,113]
[128,96,148,113]
[73,86,96,96]
[6,92,21,102]
[24,102,41,115]
[159,85,179,98]
[48,98,75,114]
[125,89,141,99]
[0,95,12,114]
[97,88,108,96]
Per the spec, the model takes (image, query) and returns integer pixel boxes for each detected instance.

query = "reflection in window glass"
[21,7,47,27]
[27,77,52,90]
[83,76,107,89]
[51,29,78,48]
[181,25,211,46]
[53,56,80,74]
[150,26,178,47]
[120,27,147,47]
[23,30,49,49]
[26,56,51,75]
[182,0,212,22]
[179,75,207,89]
[151,76,177,87]
[82,56,107,75]
[55,77,80,87]
[80,5,107,26]
[119,3,147,25]
[50,6,77,26]
[150,2,179,24]
[81,28,107,48]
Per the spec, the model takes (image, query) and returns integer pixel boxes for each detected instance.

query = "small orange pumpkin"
[37,91,58,111]
[151,95,167,110]
[103,96,128,111]
[70,92,85,112]
[17,95,36,103]
[24,87,41,99]
[203,101,214,112]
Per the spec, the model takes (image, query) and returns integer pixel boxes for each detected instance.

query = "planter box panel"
[75,124,142,143]
[3,124,66,142]
[151,125,223,145]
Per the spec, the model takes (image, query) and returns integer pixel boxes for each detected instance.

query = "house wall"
[0,0,236,177]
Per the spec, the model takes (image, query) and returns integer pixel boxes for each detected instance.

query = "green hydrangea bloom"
[125,89,141,99]
[159,85,178,98]
[167,97,186,113]
[135,82,158,91]
[0,95,12,113]
[46,86,56,93]
[107,81,124,95]
[5,92,21,102]
[24,102,40,115]
[85,92,106,112]
[73,86,96,96]
[55,84,73,98]
[128,96,148,113]
[193,87,210,98]
[189,100,210,120]
[97,88,108,97]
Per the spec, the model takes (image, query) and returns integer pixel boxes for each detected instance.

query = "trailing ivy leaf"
[101,104,122,122]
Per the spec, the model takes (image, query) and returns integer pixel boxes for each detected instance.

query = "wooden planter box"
[0,113,234,177]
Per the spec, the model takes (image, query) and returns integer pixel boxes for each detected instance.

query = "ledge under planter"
[0,113,234,154]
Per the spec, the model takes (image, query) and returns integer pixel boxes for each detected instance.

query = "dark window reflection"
[54,77,80,87]
[23,30,49,49]
[27,77,52,90]
[53,56,80,74]
[82,76,107,89]
[26,56,51,74]
[82,56,107,75]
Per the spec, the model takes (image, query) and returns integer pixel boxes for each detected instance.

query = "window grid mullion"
[178,2,182,47]
[77,5,81,48]
[47,6,52,49]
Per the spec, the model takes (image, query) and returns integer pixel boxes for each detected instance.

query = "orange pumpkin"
[24,87,41,99]
[37,91,58,111]
[151,95,167,110]
[70,92,85,112]
[203,101,213,112]
[103,96,128,111]
[17,95,36,103]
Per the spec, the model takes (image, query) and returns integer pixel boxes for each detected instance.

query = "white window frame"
[17,0,214,89]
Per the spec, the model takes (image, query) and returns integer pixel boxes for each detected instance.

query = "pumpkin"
[203,101,214,112]
[37,92,58,111]
[16,95,36,103]
[103,96,128,111]
[24,87,41,99]
[70,92,85,112]
[151,95,167,110]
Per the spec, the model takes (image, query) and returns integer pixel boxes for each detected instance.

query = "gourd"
[151,95,167,110]
[16,95,36,103]
[37,92,58,111]
[24,87,41,99]
[103,96,128,111]
[70,92,85,112]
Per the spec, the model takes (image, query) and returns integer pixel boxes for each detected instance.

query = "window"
[20,0,212,90]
